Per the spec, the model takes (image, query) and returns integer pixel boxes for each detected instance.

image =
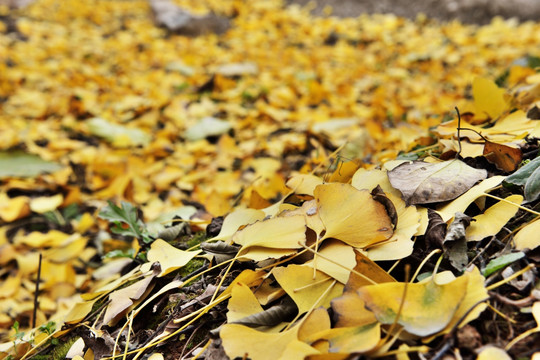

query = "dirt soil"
[287,0,540,24]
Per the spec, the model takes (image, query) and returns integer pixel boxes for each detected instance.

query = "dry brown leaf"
[388,159,487,205]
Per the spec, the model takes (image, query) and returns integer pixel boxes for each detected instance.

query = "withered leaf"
[425,209,447,249]
[371,185,398,229]
[444,212,473,271]
[483,141,522,172]
[387,159,487,205]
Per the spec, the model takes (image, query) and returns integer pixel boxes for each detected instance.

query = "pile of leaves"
[1,0,540,359]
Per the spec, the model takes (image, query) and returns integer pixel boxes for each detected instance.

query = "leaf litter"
[1,1,540,360]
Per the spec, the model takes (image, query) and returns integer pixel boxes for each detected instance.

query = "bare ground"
[287,0,540,24]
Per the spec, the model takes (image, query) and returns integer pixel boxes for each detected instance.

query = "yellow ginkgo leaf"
[209,208,266,242]
[437,176,504,221]
[298,307,331,344]
[273,265,344,314]
[227,282,264,322]
[313,322,381,354]
[286,174,324,196]
[304,240,356,284]
[29,194,64,214]
[351,168,402,199]
[473,77,508,120]
[466,195,523,241]
[477,346,512,360]
[314,183,393,248]
[423,267,488,341]
[233,215,306,249]
[281,199,325,235]
[238,246,300,262]
[102,274,156,326]
[144,239,201,277]
[220,323,318,360]
[513,218,540,251]
[367,193,420,261]
[357,274,469,336]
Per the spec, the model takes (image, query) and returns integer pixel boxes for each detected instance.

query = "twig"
[32,253,42,329]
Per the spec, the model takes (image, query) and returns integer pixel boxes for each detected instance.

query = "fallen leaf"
[87,117,151,147]
[483,252,525,277]
[388,159,487,205]
[304,240,356,284]
[209,208,266,242]
[483,141,522,172]
[184,117,232,141]
[220,323,318,360]
[233,215,306,250]
[0,151,63,178]
[477,346,512,360]
[142,239,201,277]
[226,282,264,323]
[513,219,540,251]
[312,322,380,354]
[437,176,504,221]
[444,212,473,271]
[505,156,540,187]
[314,183,393,248]
[273,265,344,314]
[102,273,156,325]
[357,273,469,336]
[473,77,508,120]
[29,194,64,214]
[466,195,523,241]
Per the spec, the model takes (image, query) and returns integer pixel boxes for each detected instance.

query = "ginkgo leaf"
[286,174,324,196]
[388,159,487,205]
[304,240,356,284]
[298,307,331,344]
[64,299,98,324]
[466,195,523,241]
[437,176,505,221]
[477,346,512,360]
[422,267,488,341]
[227,282,264,323]
[331,250,394,328]
[273,265,344,314]
[513,219,540,251]
[313,322,381,354]
[102,274,156,325]
[366,193,420,260]
[220,323,318,360]
[142,239,201,277]
[357,274,469,336]
[209,208,266,242]
[473,77,508,119]
[314,183,393,248]
[233,215,306,249]
[29,194,64,214]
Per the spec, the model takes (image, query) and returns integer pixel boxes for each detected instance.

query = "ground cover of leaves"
[1,0,540,359]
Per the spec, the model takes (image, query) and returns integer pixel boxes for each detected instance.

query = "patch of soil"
[287,0,540,24]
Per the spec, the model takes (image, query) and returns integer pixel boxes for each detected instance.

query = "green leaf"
[483,252,525,277]
[103,248,135,259]
[87,117,151,147]
[0,151,63,178]
[524,165,540,202]
[99,201,152,243]
[504,157,540,187]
